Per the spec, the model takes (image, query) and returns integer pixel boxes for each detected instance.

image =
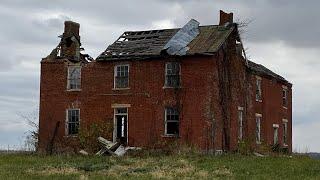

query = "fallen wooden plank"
[97,137,120,150]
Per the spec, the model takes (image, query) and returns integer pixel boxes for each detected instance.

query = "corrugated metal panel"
[162,19,200,56]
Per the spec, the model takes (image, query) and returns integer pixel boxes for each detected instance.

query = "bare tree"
[18,108,39,151]
[235,18,253,38]
[235,18,253,61]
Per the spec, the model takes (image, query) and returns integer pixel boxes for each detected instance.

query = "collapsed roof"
[95,17,289,84]
[96,19,234,61]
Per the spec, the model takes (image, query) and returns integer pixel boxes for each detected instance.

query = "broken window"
[67,66,81,90]
[282,87,288,107]
[255,114,262,144]
[114,64,129,89]
[66,109,80,135]
[165,62,181,87]
[273,124,279,145]
[238,107,244,140]
[283,119,288,145]
[165,107,179,136]
[256,77,262,101]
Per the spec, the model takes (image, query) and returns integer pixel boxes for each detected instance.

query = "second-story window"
[114,64,129,89]
[67,66,81,90]
[256,77,262,101]
[282,87,288,107]
[165,62,181,87]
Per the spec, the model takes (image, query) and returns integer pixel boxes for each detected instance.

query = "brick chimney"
[61,21,81,60]
[219,10,233,26]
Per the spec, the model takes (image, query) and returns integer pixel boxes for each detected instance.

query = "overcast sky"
[0,0,319,152]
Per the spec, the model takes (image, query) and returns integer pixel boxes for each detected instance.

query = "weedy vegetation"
[0,152,320,179]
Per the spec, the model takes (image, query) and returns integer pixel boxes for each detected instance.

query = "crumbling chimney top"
[219,10,233,26]
[64,21,80,38]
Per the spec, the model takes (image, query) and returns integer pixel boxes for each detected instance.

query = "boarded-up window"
[66,109,80,135]
[165,62,181,87]
[67,66,81,90]
[114,65,129,88]
[165,107,179,135]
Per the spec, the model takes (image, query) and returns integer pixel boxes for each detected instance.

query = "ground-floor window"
[273,124,279,145]
[283,119,288,145]
[165,107,179,136]
[238,107,244,140]
[66,109,80,135]
[255,113,262,144]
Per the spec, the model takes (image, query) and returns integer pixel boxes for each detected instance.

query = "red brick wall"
[247,75,292,152]
[39,41,292,153]
[39,55,227,152]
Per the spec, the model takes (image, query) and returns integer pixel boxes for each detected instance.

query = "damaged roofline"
[162,19,200,56]
[96,52,216,61]
[248,68,292,86]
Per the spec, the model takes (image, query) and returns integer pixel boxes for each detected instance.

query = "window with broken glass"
[165,62,181,87]
[256,77,262,101]
[273,126,279,145]
[282,88,288,107]
[256,114,262,144]
[238,108,244,140]
[165,107,179,136]
[67,66,81,90]
[283,121,288,145]
[66,109,80,135]
[114,65,129,89]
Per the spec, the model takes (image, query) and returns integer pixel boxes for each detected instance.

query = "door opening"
[114,108,128,145]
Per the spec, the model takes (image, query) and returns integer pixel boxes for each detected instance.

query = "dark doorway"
[116,115,127,145]
[114,108,128,145]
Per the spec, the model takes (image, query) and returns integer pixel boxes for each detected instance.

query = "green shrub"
[78,120,113,153]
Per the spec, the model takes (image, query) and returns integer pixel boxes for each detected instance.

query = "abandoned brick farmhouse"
[39,11,292,153]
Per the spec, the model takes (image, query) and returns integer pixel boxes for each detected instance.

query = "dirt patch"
[212,166,233,177]
[27,166,80,175]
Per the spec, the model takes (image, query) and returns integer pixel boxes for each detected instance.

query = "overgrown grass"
[0,153,320,179]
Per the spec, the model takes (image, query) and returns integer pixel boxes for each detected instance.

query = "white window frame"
[282,119,288,146]
[282,86,288,108]
[255,76,262,102]
[65,108,80,136]
[238,106,244,140]
[164,107,180,136]
[114,64,130,89]
[164,62,181,88]
[255,113,262,144]
[67,65,81,90]
[273,124,279,145]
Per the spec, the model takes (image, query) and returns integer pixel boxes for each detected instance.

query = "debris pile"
[79,137,141,156]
